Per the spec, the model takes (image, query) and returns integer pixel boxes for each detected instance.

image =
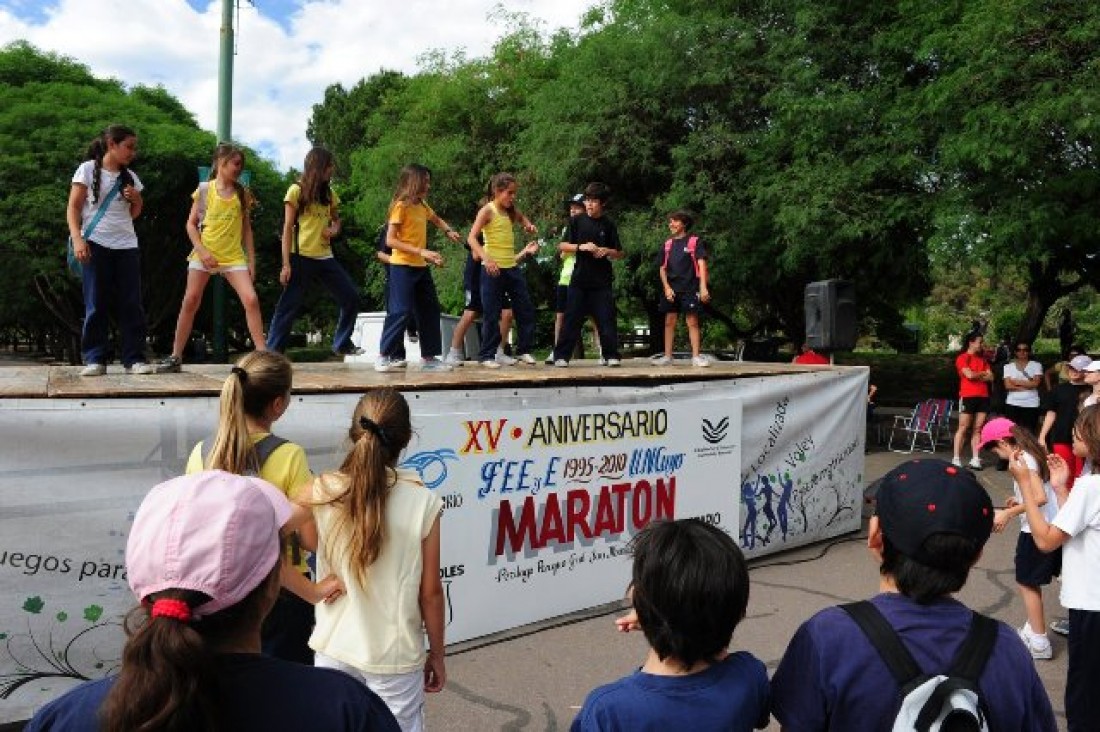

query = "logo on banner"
[701,417,729,444]
[401,449,459,489]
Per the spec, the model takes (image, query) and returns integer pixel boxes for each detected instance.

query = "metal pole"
[212,0,235,362]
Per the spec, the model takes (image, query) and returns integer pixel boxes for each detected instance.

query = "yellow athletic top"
[482,202,517,270]
[286,183,339,259]
[388,200,436,267]
[190,183,252,267]
[186,433,312,573]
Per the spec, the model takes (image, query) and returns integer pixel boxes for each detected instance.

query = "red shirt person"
[953,332,994,470]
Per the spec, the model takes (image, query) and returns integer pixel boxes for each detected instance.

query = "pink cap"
[126,470,292,618]
[979,417,1015,448]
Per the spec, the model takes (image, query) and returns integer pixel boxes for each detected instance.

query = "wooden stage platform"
[0,358,832,399]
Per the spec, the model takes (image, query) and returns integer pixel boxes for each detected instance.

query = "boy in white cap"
[26,471,399,732]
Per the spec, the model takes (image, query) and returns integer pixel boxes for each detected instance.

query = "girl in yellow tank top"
[467,173,540,366]
[154,143,266,373]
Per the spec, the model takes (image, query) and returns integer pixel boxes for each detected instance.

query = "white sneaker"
[127,362,156,375]
[80,363,106,377]
[443,348,465,366]
[606,358,621,367]
[544,355,555,365]
[653,355,674,366]
[516,353,537,365]
[421,358,453,372]
[554,359,569,368]
[692,355,710,368]
[495,352,517,366]
[374,357,402,373]
[1018,626,1053,660]
[951,457,963,468]
[597,358,608,366]
[481,359,501,369]
[968,457,983,471]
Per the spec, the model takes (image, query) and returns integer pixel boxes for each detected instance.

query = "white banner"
[0,366,864,722]
[399,397,741,643]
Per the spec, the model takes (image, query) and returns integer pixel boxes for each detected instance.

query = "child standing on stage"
[467,173,540,368]
[186,350,343,664]
[546,194,598,364]
[67,125,155,376]
[980,417,1059,660]
[375,223,418,365]
[654,209,710,368]
[267,147,364,357]
[1018,405,1100,731]
[308,388,446,731]
[375,164,462,373]
[157,143,265,372]
[443,232,534,366]
[551,182,625,367]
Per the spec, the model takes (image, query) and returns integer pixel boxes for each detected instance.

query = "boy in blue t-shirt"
[655,210,710,367]
[570,519,769,732]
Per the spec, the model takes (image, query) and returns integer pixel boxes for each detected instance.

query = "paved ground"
[425,445,1070,731]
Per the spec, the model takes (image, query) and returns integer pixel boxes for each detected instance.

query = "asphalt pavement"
[425,445,1069,731]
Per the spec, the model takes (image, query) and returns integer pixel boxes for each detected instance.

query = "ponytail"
[206,352,293,474]
[318,388,412,585]
[99,565,278,732]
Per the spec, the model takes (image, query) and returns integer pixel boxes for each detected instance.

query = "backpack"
[662,235,700,277]
[841,601,997,732]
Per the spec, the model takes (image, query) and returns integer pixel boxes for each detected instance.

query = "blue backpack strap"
[82,181,123,240]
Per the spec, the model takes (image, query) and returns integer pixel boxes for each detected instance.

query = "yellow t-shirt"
[286,183,339,259]
[191,183,252,267]
[186,433,312,573]
[309,468,443,673]
[388,200,436,267]
[482,203,517,270]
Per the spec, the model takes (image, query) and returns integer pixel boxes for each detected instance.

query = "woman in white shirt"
[1003,341,1044,432]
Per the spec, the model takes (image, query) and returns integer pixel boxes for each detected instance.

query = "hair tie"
[231,366,248,382]
[358,416,391,449]
[150,598,192,623]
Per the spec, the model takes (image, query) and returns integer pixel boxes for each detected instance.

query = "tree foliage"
[0,41,289,360]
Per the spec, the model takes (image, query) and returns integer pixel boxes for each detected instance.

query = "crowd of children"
[68,129,718,377]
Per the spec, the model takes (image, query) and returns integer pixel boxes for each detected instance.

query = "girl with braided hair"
[66,125,154,376]
[308,388,446,732]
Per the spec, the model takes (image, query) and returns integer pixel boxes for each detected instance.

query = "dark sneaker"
[336,343,365,356]
[155,355,182,374]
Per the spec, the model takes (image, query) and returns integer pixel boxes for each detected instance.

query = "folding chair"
[926,398,954,447]
[888,400,940,454]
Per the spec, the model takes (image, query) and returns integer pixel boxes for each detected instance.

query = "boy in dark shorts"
[654,209,710,367]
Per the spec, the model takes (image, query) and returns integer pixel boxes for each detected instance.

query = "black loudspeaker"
[805,279,857,351]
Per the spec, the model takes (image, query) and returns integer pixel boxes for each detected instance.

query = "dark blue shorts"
[1015,531,1061,586]
[658,291,702,314]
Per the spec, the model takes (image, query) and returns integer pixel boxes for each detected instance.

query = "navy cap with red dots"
[875,459,994,563]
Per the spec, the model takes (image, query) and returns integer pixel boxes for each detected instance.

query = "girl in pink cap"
[982,417,1059,660]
